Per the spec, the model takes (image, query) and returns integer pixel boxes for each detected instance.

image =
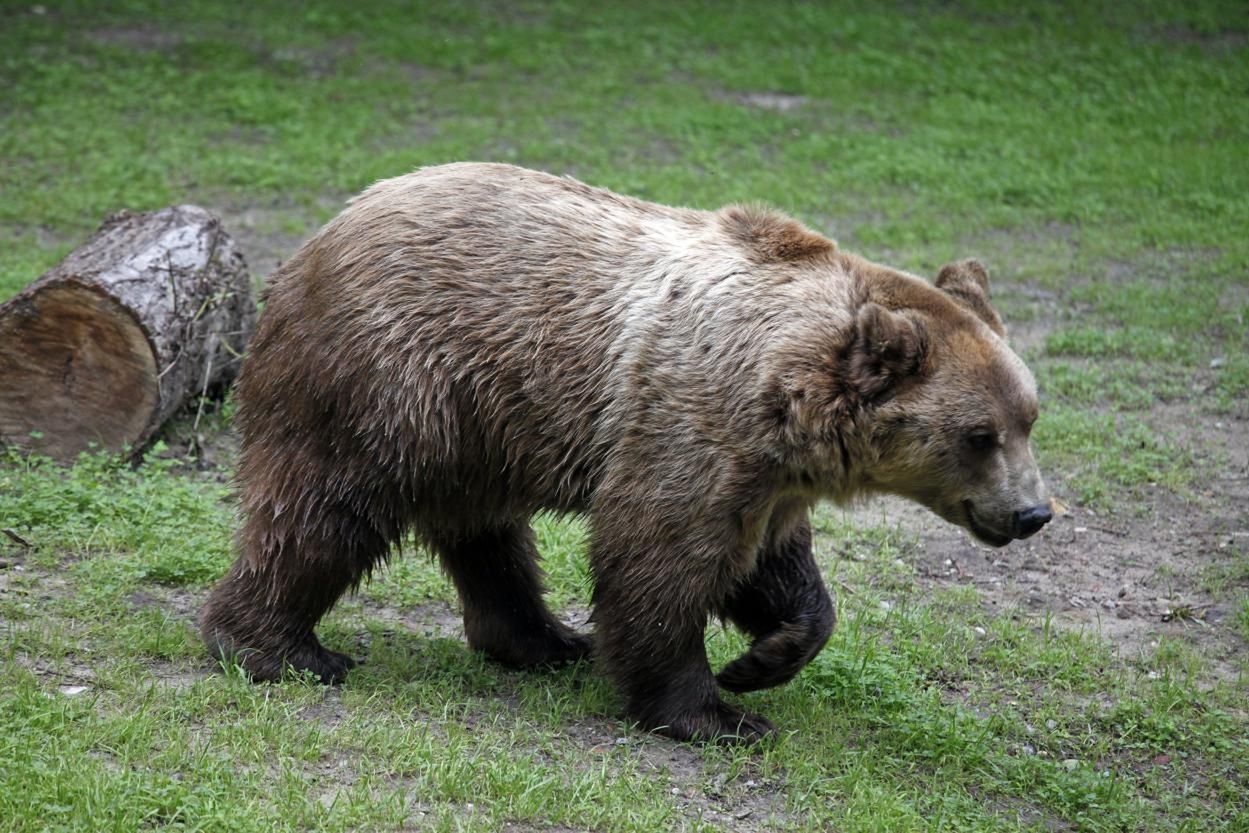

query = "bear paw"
[644,700,777,745]
[208,630,356,684]
[467,619,593,668]
[280,636,357,684]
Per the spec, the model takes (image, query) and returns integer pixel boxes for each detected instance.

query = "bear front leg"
[590,520,776,744]
[716,517,835,693]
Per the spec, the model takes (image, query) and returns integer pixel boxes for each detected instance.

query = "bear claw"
[468,622,593,669]
[207,630,356,684]
[645,701,777,745]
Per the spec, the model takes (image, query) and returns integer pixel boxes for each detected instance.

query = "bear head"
[842,259,1051,547]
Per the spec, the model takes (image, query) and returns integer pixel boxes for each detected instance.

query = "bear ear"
[935,259,1006,336]
[850,303,928,401]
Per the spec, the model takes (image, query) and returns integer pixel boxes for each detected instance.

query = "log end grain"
[0,281,159,458]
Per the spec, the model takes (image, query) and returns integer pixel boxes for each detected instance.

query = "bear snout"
[1011,504,1053,539]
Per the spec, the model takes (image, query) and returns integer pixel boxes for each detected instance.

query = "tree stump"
[0,205,256,460]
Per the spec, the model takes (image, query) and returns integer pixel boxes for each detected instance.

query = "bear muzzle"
[1011,503,1053,539]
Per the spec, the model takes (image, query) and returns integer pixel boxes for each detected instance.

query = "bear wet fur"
[202,163,1049,743]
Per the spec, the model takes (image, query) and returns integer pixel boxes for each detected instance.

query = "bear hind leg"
[202,496,397,684]
[431,522,592,668]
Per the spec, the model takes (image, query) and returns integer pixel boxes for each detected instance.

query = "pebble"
[59,685,88,696]
[671,788,680,795]
[1022,744,1037,755]
[1045,719,1058,731]
[1118,586,1129,598]
[1101,599,1117,610]
[1061,759,1079,770]
[972,626,987,637]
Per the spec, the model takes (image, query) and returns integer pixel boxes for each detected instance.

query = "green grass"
[3,1,1249,831]
[4,0,1246,495]
[3,452,1248,831]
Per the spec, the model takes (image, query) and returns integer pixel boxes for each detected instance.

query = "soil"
[838,364,1249,680]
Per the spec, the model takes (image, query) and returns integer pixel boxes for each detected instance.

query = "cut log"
[0,205,256,460]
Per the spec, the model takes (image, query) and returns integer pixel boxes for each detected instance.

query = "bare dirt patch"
[838,397,1249,681]
[86,26,183,52]
[727,91,811,113]
[209,195,344,284]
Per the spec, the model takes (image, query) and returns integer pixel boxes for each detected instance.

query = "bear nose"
[1012,504,1053,539]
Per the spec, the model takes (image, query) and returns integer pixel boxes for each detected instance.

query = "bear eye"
[967,432,998,452]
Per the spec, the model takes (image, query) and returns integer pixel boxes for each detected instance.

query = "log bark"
[0,205,256,460]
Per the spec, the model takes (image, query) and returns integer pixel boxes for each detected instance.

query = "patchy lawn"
[2,1,1247,831]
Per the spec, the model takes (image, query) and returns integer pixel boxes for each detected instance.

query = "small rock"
[31,4,47,14]
[614,737,628,745]
[1116,607,1131,619]
[1061,759,1079,770]
[671,788,680,796]
[1210,356,1226,369]
[1101,599,1117,610]
[1025,723,1036,735]
[1117,585,1128,598]
[972,626,987,637]
[879,600,895,612]
[1045,719,1058,731]
[1021,557,1042,571]
[1022,743,1037,755]
[59,685,89,696]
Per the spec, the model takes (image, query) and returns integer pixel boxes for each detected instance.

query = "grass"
[2,0,1249,831]
[3,450,1248,831]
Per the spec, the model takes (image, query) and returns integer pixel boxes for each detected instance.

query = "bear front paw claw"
[642,700,777,745]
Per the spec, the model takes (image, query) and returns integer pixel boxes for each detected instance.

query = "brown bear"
[201,163,1051,743]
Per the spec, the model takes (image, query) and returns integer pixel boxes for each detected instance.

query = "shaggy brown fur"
[201,163,1049,743]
